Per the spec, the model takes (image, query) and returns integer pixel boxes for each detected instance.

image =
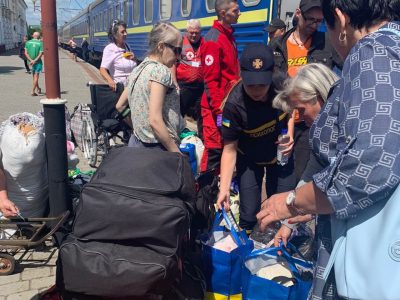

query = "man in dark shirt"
[81,38,89,62]
[264,18,286,45]
[19,36,30,73]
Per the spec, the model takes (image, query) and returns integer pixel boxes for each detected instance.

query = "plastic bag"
[0,113,48,217]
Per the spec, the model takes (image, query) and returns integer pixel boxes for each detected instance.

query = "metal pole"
[40,0,70,223]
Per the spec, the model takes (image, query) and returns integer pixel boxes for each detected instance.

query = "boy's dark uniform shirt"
[222,81,287,165]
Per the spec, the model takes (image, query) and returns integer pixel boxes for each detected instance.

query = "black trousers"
[236,153,295,230]
[23,59,30,72]
[178,80,204,120]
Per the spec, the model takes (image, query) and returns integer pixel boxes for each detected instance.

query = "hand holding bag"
[242,243,313,300]
[201,210,253,300]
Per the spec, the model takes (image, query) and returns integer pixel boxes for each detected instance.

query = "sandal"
[37,88,42,94]
[31,93,38,96]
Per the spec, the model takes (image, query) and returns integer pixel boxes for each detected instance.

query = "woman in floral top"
[254,0,400,298]
[116,22,185,153]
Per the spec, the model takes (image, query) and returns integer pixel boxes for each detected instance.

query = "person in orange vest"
[176,19,204,135]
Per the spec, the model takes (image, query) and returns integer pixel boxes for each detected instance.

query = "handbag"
[323,26,400,300]
[201,210,253,300]
[323,183,400,300]
[242,243,313,300]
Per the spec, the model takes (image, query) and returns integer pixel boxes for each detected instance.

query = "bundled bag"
[242,243,313,300]
[181,134,204,175]
[57,147,196,297]
[201,210,253,300]
[0,113,48,218]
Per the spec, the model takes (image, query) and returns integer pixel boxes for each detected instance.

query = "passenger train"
[58,0,295,64]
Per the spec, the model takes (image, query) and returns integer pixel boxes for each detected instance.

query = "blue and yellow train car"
[59,0,281,63]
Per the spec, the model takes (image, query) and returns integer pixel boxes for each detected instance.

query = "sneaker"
[25,70,31,74]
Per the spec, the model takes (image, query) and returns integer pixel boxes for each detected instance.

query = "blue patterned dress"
[309,22,400,299]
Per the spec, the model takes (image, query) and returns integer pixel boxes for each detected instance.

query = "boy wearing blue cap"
[216,43,294,231]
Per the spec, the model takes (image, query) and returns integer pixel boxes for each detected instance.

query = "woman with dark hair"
[256,0,399,299]
[100,20,137,91]
[391,0,400,20]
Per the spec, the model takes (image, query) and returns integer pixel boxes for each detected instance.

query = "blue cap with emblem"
[240,43,275,86]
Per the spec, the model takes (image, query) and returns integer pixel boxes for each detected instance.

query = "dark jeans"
[82,48,88,62]
[128,134,166,151]
[236,153,294,230]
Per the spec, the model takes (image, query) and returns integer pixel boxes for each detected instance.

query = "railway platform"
[0,48,104,299]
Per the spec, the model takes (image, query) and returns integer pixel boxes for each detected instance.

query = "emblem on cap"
[252,59,263,70]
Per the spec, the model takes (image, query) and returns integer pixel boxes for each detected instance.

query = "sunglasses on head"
[164,43,182,55]
[300,11,323,25]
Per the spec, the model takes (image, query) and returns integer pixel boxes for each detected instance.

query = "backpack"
[57,147,196,297]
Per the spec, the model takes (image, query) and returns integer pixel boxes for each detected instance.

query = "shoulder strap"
[128,60,157,96]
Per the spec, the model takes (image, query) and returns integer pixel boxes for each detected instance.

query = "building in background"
[0,0,28,53]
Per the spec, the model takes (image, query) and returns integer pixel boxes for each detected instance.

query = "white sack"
[0,113,48,217]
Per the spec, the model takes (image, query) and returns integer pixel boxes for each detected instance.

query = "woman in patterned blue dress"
[255,0,400,298]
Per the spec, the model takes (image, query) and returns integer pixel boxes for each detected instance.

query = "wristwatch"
[285,190,306,216]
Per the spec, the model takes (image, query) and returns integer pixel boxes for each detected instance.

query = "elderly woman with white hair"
[272,63,339,299]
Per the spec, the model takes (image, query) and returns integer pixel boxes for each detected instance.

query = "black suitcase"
[72,147,196,256]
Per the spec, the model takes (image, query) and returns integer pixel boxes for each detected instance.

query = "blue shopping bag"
[201,210,253,300]
[242,243,313,300]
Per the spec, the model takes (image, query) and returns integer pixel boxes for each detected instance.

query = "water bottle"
[277,129,290,166]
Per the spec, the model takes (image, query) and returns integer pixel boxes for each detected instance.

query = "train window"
[160,0,171,20]
[144,0,153,23]
[109,7,113,28]
[132,0,140,24]
[181,0,192,17]
[205,0,216,13]
[116,4,121,20]
[123,0,129,23]
[242,0,260,6]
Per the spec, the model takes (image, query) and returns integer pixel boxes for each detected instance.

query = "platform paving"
[0,48,104,299]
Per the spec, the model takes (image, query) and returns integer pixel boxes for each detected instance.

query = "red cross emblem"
[186,51,194,60]
[205,55,214,66]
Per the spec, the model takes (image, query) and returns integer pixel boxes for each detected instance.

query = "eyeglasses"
[164,43,182,56]
[301,11,323,25]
